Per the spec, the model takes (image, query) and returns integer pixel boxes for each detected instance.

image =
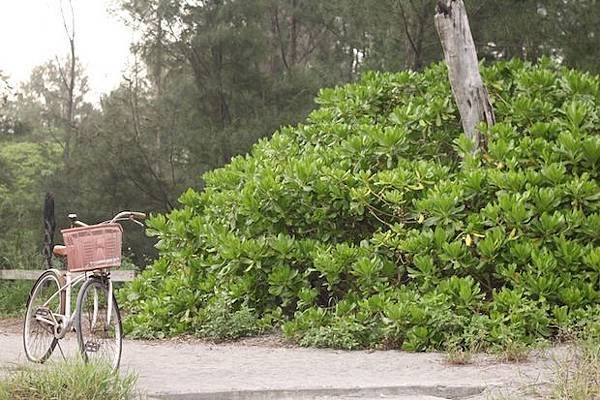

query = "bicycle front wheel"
[23,269,65,363]
[76,277,122,370]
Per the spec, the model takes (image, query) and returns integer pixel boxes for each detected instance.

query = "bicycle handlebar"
[69,211,147,227]
[109,211,147,224]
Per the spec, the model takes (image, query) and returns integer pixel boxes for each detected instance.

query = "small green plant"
[296,316,377,350]
[0,281,30,317]
[444,341,474,365]
[495,339,530,363]
[195,298,265,341]
[0,360,139,400]
[444,348,473,366]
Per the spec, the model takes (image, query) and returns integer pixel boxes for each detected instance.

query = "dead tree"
[43,193,56,270]
[434,0,495,153]
[57,0,76,160]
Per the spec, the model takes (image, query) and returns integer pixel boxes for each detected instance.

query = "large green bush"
[121,59,600,350]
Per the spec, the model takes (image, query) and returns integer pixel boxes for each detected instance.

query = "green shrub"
[0,360,138,400]
[121,59,600,350]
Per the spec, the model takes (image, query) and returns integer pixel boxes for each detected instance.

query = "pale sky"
[0,0,134,100]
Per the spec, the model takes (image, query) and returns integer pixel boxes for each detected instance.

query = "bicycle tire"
[75,277,122,370]
[23,269,65,363]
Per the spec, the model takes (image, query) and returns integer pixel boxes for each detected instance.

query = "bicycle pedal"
[35,308,50,317]
[84,341,100,353]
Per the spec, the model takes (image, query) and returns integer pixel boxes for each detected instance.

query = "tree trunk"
[59,0,76,161]
[42,193,56,270]
[434,0,495,153]
[153,6,164,177]
[66,35,75,161]
[290,0,298,66]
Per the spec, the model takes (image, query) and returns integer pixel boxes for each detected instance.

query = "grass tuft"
[444,346,473,365]
[0,359,139,400]
[548,339,600,400]
[495,340,530,363]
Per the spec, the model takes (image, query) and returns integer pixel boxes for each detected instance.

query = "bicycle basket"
[61,224,123,272]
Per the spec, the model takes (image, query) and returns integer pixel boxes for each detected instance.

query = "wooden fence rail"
[0,269,135,282]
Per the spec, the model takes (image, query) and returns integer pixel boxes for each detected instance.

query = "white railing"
[0,269,135,282]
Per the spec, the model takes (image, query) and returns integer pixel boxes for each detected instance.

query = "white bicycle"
[22,211,145,370]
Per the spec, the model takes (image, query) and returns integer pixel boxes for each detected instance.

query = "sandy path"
[0,319,559,399]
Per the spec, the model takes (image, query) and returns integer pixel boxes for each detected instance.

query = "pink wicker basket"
[61,224,123,272]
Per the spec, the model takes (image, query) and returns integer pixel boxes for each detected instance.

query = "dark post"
[43,193,56,269]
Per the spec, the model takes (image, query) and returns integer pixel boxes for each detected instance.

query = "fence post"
[43,192,56,270]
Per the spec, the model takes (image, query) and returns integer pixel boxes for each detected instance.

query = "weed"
[444,345,473,365]
[0,359,139,400]
[0,281,30,317]
[195,298,264,341]
[496,340,530,363]
[548,339,600,400]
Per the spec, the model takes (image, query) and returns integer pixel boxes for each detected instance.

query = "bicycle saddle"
[53,245,67,257]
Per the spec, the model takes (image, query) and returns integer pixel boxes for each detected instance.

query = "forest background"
[1,0,598,269]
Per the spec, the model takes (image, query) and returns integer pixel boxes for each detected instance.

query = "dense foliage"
[121,60,600,351]
[0,143,60,268]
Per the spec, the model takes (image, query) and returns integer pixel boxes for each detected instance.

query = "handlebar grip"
[131,212,147,219]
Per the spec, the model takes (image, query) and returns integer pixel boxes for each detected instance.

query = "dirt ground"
[1,318,563,399]
[0,317,20,335]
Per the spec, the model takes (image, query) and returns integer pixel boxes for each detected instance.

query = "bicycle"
[22,210,146,370]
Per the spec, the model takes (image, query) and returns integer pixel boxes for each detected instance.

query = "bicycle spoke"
[56,340,66,360]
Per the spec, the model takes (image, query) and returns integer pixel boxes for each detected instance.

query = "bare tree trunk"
[59,0,76,161]
[42,193,56,270]
[153,5,164,177]
[290,0,298,66]
[434,0,495,153]
[68,37,75,125]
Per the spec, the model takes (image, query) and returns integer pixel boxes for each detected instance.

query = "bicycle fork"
[90,277,113,331]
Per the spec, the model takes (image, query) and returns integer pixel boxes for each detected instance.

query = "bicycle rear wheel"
[76,277,122,370]
[23,269,65,363]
